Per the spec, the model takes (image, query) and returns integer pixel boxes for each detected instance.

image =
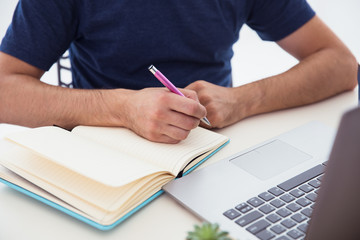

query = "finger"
[146,100,201,131]
[165,110,201,130]
[179,88,199,102]
[153,134,181,144]
[160,124,192,142]
[140,123,182,144]
[167,94,207,120]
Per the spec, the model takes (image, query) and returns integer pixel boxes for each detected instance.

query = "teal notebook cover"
[0,140,229,231]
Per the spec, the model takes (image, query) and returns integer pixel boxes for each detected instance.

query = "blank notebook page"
[6,127,163,187]
[72,126,228,173]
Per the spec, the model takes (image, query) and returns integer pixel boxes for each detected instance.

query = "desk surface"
[0,89,358,240]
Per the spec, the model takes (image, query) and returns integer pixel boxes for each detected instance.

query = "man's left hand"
[186,80,244,129]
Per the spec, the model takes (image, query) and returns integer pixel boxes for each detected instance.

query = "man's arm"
[187,15,358,128]
[0,52,206,143]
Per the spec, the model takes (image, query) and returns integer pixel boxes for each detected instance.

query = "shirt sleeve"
[0,0,79,71]
[245,0,315,42]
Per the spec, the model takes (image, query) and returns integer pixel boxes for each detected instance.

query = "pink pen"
[148,65,211,126]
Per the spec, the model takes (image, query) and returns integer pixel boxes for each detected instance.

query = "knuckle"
[177,130,190,141]
[187,90,197,99]
[194,80,207,89]
[159,91,169,101]
[183,118,200,130]
[154,90,169,103]
[187,82,197,91]
[188,81,204,91]
[199,93,211,103]
[151,108,165,120]
[147,131,161,142]
[147,121,159,135]
[206,103,216,113]
[182,89,199,101]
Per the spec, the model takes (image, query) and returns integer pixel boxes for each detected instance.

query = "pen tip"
[148,65,154,70]
[202,117,211,126]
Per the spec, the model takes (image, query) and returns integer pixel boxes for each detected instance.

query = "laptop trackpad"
[230,140,312,180]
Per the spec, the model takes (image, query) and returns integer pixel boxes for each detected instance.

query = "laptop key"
[297,223,308,233]
[277,164,325,191]
[305,192,317,202]
[259,204,276,214]
[268,187,284,196]
[289,189,305,198]
[286,202,301,212]
[287,229,304,239]
[235,202,247,210]
[299,184,314,193]
[246,219,270,234]
[259,192,275,201]
[308,179,321,188]
[276,208,292,218]
[240,205,253,214]
[301,207,313,217]
[235,203,253,214]
[270,199,285,208]
[223,209,241,220]
[247,197,265,207]
[291,213,307,223]
[255,229,275,240]
[281,219,296,229]
[270,224,286,234]
[275,236,291,240]
[235,210,263,227]
[317,174,324,182]
[296,197,311,207]
[266,213,282,223]
[280,194,295,203]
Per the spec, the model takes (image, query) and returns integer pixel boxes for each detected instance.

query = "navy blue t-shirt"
[0,0,314,90]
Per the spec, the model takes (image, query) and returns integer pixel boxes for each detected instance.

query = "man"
[0,0,358,143]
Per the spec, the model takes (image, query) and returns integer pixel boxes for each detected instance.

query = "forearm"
[237,47,358,118]
[0,74,129,129]
[0,73,207,143]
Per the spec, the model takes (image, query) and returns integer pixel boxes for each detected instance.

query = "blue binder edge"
[0,139,229,231]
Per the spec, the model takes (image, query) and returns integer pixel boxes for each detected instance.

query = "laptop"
[163,107,360,239]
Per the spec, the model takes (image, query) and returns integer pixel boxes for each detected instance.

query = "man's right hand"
[118,88,207,143]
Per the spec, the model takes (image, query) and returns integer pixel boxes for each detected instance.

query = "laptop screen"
[306,107,360,239]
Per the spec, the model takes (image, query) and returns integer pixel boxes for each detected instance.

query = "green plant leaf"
[186,222,232,240]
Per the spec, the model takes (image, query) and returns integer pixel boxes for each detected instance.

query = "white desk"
[0,89,357,240]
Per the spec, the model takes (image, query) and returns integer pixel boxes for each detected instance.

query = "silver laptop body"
[164,107,360,239]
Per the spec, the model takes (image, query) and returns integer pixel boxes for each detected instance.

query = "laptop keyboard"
[223,163,326,240]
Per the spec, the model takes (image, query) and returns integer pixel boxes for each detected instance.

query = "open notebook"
[0,125,229,230]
